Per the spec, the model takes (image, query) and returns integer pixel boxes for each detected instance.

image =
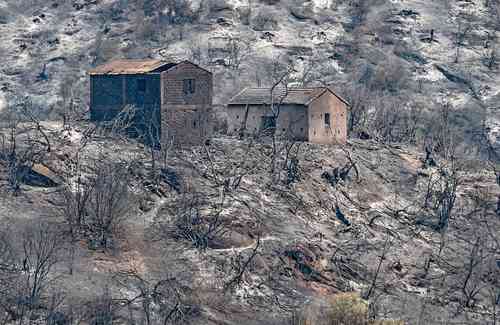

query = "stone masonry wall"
[160,63,213,146]
[227,104,308,140]
[308,91,348,144]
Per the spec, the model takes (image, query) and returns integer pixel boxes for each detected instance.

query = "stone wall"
[227,91,347,144]
[90,74,161,128]
[227,104,308,140]
[160,62,213,146]
[90,75,124,121]
[308,91,348,144]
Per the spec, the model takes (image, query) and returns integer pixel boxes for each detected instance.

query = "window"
[137,79,146,92]
[236,115,240,119]
[193,121,197,128]
[324,113,331,127]
[183,79,195,95]
[261,116,276,130]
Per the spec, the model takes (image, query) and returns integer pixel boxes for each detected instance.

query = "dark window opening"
[282,128,286,132]
[137,79,146,92]
[324,113,331,127]
[261,116,276,130]
[236,115,240,119]
[193,121,197,128]
[300,128,304,132]
[183,79,195,95]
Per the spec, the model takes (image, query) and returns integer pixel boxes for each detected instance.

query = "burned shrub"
[335,204,351,226]
[86,287,114,325]
[163,0,200,25]
[417,162,460,232]
[61,160,134,251]
[160,167,181,193]
[237,6,251,25]
[322,154,359,188]
[159,191,227,250]
[86,161,133,250]
[251,10,279,31]
[207,0,233,13]
[286,157,300,185]
[0,221,62,322]
[371,58,410,94]
[322,168,350,187]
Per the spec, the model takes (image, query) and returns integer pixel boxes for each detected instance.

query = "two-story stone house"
[88,59,212,146]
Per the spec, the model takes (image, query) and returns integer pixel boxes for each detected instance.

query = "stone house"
[88,59,212,146]
[227,87,349,144]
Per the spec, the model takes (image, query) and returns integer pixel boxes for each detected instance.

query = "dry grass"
[327,292,368,324]
[292,292,404,325]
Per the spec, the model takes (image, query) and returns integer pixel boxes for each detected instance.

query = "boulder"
[216,17,233,27]
[290,5,315,21]
[398,9,420,18]
[209,0,233,12]
[251,10,279,31]
[20,163,61,187]
[0,8,10,24]
[434,64,469,85]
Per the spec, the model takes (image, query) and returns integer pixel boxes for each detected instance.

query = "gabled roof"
[88,59,177,75]
[165,60,213,75]
[228,87,349,106]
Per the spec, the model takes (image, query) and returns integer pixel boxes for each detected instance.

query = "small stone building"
[88,59,212,145]
[227,87,349,144]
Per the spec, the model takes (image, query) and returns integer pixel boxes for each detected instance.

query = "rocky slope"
[0,0,499,131]
[0,122,498,324]
[0,0,499,324]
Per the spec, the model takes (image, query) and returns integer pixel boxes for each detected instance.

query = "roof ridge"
[228,86,349,106]
[101,58,163,64]
[305,88,329,106]
[288,87,326,90]
[323,86,350,107]
[112,58,160,61]
[242,86,326,89]
[88,59,178,75]
[228,87,251,104]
